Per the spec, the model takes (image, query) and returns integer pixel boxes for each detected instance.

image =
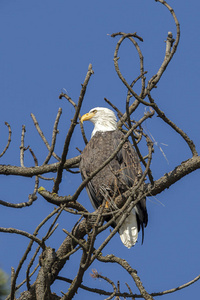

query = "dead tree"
[0,1,199,299]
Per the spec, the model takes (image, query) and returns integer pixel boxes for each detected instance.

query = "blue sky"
[0,0,200,299]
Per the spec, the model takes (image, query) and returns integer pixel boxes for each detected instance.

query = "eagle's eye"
[91,109,97,114]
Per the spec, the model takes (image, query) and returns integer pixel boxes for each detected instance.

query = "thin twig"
[63,228,87,251]
[125,91,154,184]
[0,227,44,248]
[112,32,146,97]
[29,147,39,200]
[60,251,88,300]
[59,245,81,261]
[42,108,62,165]
[20,125,26,167]
[0,122,12,157]
[26,246,41,290]
[111,32,143,42]
[55,273,200,299]
[125,282,135,299]
[60,92,88,146]
[0,194,37,208]
[25,207,62,290]
[104,98,124,119]
[152,274,200,297]
[81,201,106,269]
[38,188,88,211]
[98,254,154,300]
[16,263,39,291]
[146,0,180,91]
[31,113,61,161]
[111,33,151,107]
[147,90,198,156]
[52,64,94,194]
[90,269,117,300]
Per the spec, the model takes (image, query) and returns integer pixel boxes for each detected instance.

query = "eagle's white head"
[81,107,117,137]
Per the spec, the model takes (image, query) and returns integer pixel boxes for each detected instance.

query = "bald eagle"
[80,107,148,248]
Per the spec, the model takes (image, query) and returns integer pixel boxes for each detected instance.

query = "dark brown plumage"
[80,129,148,246]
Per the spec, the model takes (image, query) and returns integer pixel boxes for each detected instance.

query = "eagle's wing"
[80,166,102,210]
[114,133,148,234]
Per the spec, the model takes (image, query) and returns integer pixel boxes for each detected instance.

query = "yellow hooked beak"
[80,112,95,124]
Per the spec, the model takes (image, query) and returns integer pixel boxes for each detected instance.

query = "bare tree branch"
[2,1,200,300]
[98,254,154,300]
[146,155,200,196]
[0,155,80,177]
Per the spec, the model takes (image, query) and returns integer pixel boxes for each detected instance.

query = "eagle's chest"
[81,131,126,196]
[82,132,117,172]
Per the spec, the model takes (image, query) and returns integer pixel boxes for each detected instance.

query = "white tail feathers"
[118,209,138,248]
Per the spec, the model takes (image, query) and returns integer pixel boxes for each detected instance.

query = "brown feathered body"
[80,130,148,245]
